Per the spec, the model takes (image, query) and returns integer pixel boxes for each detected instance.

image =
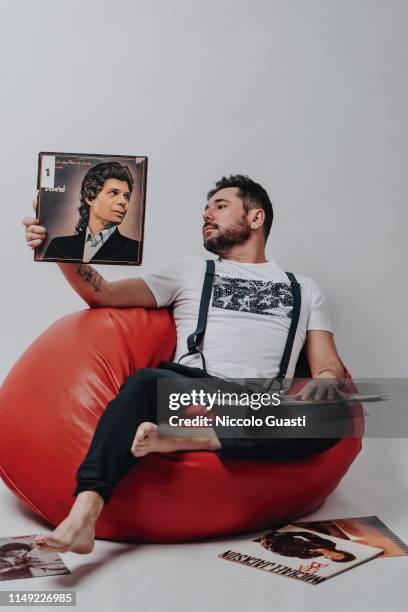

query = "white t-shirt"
[142,255,333,380]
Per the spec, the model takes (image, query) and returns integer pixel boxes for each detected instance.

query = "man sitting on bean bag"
[23,174,346,555]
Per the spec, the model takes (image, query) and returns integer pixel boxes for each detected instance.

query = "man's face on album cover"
[203,186,251,254]
[87,178,131,227]
[1,549,29,565]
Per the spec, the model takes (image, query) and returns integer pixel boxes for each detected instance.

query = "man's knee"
[120,367,181,392]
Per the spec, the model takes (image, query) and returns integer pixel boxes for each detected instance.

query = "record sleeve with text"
[218,524,383,585]
[35,152,147,265]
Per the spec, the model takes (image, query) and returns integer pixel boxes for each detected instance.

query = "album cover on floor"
[218,524,383,585]
[0,535,69,581]
[295,516,408,557]
[35,152,147,265]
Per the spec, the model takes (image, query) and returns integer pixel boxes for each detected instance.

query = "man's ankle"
[70,491,104,520]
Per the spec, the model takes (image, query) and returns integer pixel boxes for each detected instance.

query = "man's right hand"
[22,199,47,249]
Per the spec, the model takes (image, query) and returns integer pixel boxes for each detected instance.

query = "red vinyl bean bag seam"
[0,307,364,543]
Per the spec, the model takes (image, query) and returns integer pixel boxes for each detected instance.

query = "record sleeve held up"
[35,152,147,266]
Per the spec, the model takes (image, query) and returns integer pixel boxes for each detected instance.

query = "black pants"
[73,364,348,505]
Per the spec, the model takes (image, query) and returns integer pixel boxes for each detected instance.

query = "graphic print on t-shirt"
[212,275,294,318]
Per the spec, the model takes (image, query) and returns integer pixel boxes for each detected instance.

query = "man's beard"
[203,216,251,255]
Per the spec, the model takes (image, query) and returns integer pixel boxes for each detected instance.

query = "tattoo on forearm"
[77,264,103,293]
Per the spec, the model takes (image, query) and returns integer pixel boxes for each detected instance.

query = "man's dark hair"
[207,174,273,242]
[75,161,135,234]
[333,550,356,563]
[0,542,32,556]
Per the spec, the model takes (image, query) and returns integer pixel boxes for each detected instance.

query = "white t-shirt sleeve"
[306,278,334,333]
[141,255,192,308]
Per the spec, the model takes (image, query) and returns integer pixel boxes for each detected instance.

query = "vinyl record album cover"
[218,525,383,585]
[35,152,147,265]
[0,535,69,581]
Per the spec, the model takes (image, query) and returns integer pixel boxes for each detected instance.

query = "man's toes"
[35,541,68,554]
[36,544,63,554]
[42,535,70,550]
[140,422,157,434]
[134,426,148,443]
[135,422,156,442]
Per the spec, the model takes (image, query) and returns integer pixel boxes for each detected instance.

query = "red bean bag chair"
[0,308,363,543]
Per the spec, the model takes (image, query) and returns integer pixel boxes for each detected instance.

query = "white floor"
[1,439,407,612]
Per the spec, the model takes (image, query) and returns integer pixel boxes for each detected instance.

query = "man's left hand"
[293,375,347,401]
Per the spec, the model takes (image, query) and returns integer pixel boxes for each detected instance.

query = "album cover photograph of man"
[0,535,69,581]
[35,152,147,265]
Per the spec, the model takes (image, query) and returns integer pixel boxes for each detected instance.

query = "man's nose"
[203,208,215,223]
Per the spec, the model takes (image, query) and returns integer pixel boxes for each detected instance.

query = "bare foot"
[34,517,96,554]
[34,491,104,555]
[131,422,178,457]
[130,422,221,456]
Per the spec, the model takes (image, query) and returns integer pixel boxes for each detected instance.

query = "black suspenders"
[178,259,301,383]
[177,260,215,371]
[277,272,301,381]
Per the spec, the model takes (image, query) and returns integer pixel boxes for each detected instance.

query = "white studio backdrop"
[0,0,407,382]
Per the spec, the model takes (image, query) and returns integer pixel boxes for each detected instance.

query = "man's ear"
[249,208,265,229]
